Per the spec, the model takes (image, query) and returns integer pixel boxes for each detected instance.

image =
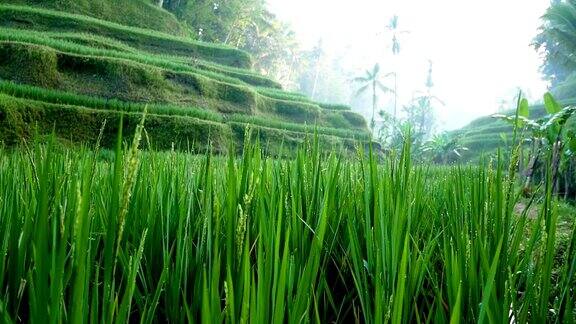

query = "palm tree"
[387,15,404,56]
[385,15,409,119]
[534,0,576,97]
[353,63,394,134]
[409,61,444,140]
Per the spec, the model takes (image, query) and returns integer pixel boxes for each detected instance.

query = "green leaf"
[518,98,530,118]
[449,284,462,324]
[544,92,561,114]
[568,132,576,152]
[478,238,503,324]
[541,106,576,131]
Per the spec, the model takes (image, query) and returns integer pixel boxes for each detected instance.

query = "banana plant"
[422,132,468,164]
[493,93,576,194]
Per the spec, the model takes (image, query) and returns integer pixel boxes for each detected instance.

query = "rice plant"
[0,122,573,323]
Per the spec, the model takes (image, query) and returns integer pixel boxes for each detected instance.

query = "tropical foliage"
[534,0,576,98]
[493,92,576,196]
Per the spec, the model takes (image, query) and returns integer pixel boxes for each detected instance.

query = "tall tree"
[309,40,324,100]
[353,64,394,134]
[385,15,409,119]
[408,61,444,142]
[534,0,576,98]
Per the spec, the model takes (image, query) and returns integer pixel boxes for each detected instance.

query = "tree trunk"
[523,138,540,190]
[372,81,377,135]
[310,54,322,100]
[156,0,164,7]
[393,73,397,120]
[564,171,569,200]
[551,140,563,196]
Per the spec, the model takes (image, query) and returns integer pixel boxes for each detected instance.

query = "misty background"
[267,0,549,131]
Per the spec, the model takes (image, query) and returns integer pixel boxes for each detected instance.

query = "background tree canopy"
[158,0,302,83]
[534,0,576,99]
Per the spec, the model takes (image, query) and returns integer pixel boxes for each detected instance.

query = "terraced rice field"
[0,4,370,153]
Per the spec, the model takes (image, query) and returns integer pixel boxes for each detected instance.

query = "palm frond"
[354,84,370,97]
[376,81,394,93]
[352,76,369,83]
[371,64,380,77]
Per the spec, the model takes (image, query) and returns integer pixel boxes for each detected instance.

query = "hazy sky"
[267,0,550,130]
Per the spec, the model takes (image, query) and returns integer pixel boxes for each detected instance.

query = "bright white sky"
[267,0,550,130]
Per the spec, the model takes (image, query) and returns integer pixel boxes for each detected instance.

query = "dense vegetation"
[0,127,574,322]
[534,0,576,99]
[450,98,576,160]
[0,0,575,322]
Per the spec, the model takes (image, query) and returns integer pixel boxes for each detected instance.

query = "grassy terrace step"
[0,28,280,89]
[451,100,576,161]
[0,93,231,151]
[45,31,281,88]
[453,122,511,139]
[255,87,353,111]
[0,4,252,68]
[0,27,349,109]
[33,30,353,111]
[2,0,187,35]
[0,4,370,149]
[0,94,368,154]
[0,41,367,131]
[0,82,370,140]
[0,80,223,121]
[455,99,576,135]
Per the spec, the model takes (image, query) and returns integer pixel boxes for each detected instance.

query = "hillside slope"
[2,0,187,35]
[0,4,370,153]
[450,99,576,161]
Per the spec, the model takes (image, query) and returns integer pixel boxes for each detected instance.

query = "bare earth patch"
[514,202,539,219]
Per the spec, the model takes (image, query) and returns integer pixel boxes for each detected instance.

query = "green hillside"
[0,3,369,152]
[450,98,576,161]
[2,0,188,35]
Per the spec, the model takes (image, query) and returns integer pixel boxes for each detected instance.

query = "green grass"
[0,93,232,150]
[0,41,366,131]
[0,80,224,121]
[0,130,573,322]
[0,28,277,88]
[0,82,369,141]
[0,40,366,130]
[0,4,369,155]
[256,87,353,111]
[0,8,369,139]
[0,4,252,68]
[451,100,576,162]
[0,93,369,157]
[2,0,187,36]
[318,103,352,111]
[39,30,278,88]
[228,114,370,140]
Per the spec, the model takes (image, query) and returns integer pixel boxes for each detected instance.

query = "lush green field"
[0,4,369,152]
[0,4,242,66]
[0,2,573,322]
[0,0,188,36]
[0,84,370,143]
[0,126,573,323]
